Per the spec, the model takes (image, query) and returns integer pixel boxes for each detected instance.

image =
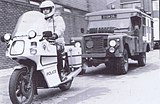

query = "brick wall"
[63,12,88,43]
[0,0,38,69]
[120,0,153,14]
[88,0,107,12]
[53,0,88,11]
[0,0,87,69]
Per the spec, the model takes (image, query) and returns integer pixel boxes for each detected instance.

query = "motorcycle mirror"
[28,30,37,39]
[1,36,5,42]
[43,31,52,38]
[1,33,11,42]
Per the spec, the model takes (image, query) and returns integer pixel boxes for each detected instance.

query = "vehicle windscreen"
[88,18,130,29]
[88,18,130,33]
[12,11,46,37]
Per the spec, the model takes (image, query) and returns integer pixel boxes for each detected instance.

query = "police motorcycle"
[1,11,82,104]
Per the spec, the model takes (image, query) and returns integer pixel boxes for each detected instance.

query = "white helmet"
[39,0,55,18]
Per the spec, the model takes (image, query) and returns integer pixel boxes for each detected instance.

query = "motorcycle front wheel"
[9,69,34,104]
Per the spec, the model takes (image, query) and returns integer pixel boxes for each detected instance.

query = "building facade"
[152,0,159,18]
[120,0,153,15]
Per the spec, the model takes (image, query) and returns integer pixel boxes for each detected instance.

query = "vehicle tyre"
[59,79,73,91]
[105,58,114,73]
[114,49,129,75]
[9,69,34,104]
[138,52,146,66]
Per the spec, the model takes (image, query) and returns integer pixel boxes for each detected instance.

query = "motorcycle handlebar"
[39,37,56,46]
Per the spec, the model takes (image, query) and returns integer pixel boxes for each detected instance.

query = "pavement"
[0,68,13,77]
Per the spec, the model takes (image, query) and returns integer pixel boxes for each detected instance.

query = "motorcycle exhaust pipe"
[60,67,82,84]
[67,67,82,79]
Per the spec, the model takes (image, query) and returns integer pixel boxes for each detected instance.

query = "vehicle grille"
[84,36,107,53]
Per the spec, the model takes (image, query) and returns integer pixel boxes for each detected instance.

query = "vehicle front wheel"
[114,49,129,75]
[105,58,114,73]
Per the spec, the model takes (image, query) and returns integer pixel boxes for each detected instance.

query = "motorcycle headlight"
[28,30,36,39]
[75,42,81,47]
[86,40,93,49]
[109,40,116,47]
[2,33,11,42]
[30,48,37,55]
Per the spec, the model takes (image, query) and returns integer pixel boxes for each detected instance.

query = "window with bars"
[29,0,44,5]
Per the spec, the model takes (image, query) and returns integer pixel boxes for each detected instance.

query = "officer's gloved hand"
[52,33,58,40]
[48,33,58,40]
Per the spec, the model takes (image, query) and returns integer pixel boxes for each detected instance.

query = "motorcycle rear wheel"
[9,69,34,104]
[59,79,73,91]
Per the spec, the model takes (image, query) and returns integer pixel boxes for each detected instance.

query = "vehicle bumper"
[82,51,123,58]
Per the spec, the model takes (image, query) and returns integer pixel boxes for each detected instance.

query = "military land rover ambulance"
[81,8,154,75]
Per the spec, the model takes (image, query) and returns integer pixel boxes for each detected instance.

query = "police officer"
[134,25,139,36]
[39,0,66,79]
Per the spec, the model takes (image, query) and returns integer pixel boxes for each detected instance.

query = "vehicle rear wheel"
[138,52,146,66]
[9,69,34,104]
[114,49,129,75]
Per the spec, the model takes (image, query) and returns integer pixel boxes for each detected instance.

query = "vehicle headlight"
[75,42,81,47]
[86,40,93,49]
[109,40,117,47]
[30,48,37,55]
[109,47,115,53]
[28,30,36,39]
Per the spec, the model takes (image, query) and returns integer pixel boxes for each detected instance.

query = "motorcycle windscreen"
[12,11,46,37]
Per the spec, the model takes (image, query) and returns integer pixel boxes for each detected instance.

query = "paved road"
[0,50,160,104]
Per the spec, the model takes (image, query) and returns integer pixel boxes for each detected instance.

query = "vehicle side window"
[131,16,141,36]
[151,21,154,37]
[142,17,146,36]
[131,16,141,29]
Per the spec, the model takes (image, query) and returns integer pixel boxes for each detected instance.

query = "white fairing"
[6,11,82,87]
[41,64,61,87]
[12,11,45,37]
[65,46,82,67]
